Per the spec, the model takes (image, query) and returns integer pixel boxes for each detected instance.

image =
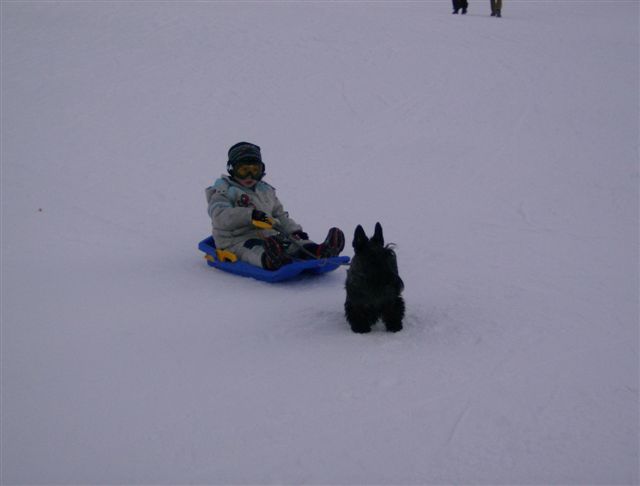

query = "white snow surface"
[1,1,638,484]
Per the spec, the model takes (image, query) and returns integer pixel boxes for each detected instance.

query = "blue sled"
[198,236,350,283]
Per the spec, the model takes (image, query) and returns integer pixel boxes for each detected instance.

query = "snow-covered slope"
[2,1,638,483]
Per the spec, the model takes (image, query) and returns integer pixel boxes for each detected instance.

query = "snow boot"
[316,227,345,258]
[261,236,292,270]
[461,7,467,14]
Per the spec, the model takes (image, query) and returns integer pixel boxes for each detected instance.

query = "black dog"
[345,223,405,333]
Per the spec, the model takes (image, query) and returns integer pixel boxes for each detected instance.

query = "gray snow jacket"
[205,175,303,249]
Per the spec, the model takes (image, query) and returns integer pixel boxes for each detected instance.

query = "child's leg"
[227,239,265,267]
[278,234,315,260]
[288,228,345,259]
[229,237,292,270]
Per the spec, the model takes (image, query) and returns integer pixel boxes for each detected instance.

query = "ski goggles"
[234,163,263,179]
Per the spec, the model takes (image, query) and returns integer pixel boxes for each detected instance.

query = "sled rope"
[272,224,350,266]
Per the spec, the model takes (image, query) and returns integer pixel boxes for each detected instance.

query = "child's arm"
[271,197,303,235]
[206,184,252,230]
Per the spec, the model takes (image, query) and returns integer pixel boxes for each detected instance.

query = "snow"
[1,1,638,484]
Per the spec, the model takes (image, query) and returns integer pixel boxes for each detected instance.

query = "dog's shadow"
[296,304,430,337]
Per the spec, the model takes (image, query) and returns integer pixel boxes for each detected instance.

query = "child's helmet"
[227,142,265,179]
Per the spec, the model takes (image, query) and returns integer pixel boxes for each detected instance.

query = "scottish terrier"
[345,223,405,333]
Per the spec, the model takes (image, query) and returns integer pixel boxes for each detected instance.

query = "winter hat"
[227,142,262,169]
[226,142,265,180]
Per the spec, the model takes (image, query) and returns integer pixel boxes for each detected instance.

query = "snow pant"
[452,0,468,11]
[227,235,317,268]
[490,0,502,14]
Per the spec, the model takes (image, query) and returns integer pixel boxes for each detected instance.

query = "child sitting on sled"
[205,142,345,271]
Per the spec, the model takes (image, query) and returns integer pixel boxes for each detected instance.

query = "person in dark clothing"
[490,0,502,17]
[452,0,468,14]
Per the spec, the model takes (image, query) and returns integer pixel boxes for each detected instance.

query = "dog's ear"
[353,225,368,252]
[371,222,384,247]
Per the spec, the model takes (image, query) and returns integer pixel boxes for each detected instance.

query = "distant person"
[205,142,345,270]
[452,0,468,14]
[490,0,502,17]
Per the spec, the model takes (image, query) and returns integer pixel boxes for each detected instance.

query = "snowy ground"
[1,1,638,484]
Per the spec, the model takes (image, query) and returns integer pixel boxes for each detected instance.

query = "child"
[205,142,345,271]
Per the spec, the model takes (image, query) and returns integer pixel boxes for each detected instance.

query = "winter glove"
[291,230,309,240]
[251,209,275,229]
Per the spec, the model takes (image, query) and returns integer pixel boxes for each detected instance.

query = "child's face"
[234,162,263,188]
[236,176,257,188]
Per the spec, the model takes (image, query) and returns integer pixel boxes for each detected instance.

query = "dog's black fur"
[345,223,405,333]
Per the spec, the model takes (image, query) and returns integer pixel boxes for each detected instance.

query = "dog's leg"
[382,296,405,332]
[345,301,376,334]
